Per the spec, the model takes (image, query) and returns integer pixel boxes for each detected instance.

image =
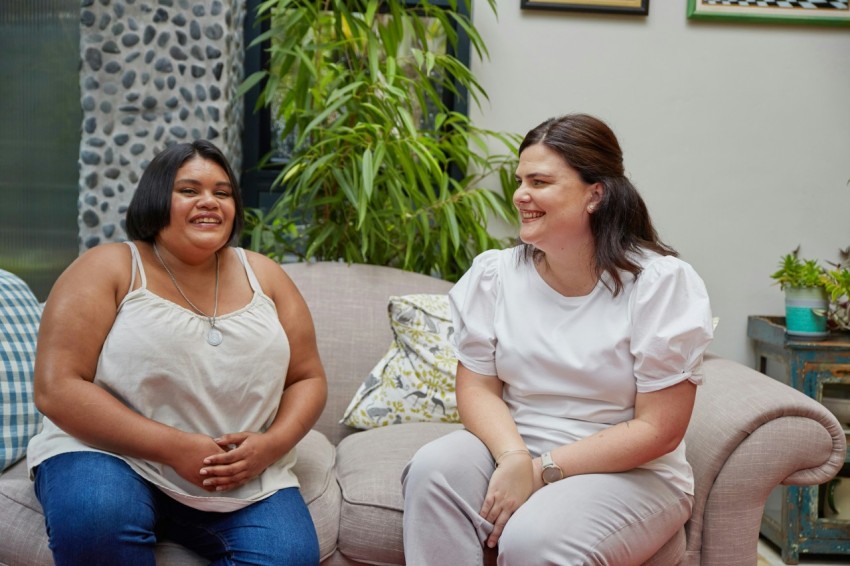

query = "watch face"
[542,466,562,484]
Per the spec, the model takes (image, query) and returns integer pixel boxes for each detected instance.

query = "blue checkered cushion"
[0,269,42,473]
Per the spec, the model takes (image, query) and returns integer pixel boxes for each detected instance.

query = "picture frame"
[520,0,649,16]
[686,0,850,27]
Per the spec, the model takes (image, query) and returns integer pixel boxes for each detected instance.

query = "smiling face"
[513,143,601,255]
[157,156,235,256]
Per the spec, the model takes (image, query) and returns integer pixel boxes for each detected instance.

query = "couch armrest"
[683,353,846,565]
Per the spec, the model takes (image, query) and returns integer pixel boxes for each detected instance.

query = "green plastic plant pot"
[785,286,829,340]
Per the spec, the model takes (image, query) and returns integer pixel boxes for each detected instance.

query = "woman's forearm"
[549,419,671,477]
[456,363,527,461]
[546,380,697,478]
[261,373,327,459]
[37,376,192,464]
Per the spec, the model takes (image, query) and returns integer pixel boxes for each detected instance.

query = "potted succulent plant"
[770,248,829,340]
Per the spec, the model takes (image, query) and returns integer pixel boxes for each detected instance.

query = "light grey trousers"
[401,430,693,566]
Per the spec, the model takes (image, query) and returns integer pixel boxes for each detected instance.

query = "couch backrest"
[282,261,454,445]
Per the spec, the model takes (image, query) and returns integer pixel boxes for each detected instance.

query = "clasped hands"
[479,452,546,549]
[171,431,275,493]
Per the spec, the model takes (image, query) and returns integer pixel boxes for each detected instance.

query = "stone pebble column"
[78,0,246,251]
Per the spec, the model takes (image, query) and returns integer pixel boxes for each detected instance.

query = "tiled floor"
[758,536,850,565]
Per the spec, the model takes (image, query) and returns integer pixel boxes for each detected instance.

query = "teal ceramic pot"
[785,286,829,340]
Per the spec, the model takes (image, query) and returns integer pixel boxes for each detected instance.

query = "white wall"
[469,1,850,365]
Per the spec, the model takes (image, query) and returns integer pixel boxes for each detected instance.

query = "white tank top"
[28,242,297,512]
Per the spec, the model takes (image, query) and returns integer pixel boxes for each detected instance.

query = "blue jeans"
[34,452,320,566]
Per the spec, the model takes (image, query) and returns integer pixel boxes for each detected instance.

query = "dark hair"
[518,114,676,296]
[125,140,244,245]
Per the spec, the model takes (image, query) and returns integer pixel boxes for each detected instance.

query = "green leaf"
[386,55,397,84]
[296,97,348,148]
[367,36,380,82]
[443,199,460,250]
[236,70,267,99]
[361,148,374,200]
[305,224,337,259]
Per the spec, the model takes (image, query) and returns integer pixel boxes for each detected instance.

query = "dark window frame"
[239,0,472,209]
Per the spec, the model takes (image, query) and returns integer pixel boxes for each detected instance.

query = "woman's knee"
[228,535,318,566]
[35,452,157,557]
[403,439,452,488]
[498,518,551,562]
[499,520,604,566]
[227,488,320,566]
[498,472,693,566]
[403,430,488,491]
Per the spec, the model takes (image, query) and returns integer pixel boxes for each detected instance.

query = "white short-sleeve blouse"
[448,246,714,494]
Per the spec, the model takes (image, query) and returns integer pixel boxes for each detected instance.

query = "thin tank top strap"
[124,241,147,292]
[234,247,262,294]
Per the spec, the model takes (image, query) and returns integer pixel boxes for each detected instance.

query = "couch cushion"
[335,422,461,564]
[342,294,459,429]
[0,458,52,564]
[0,269,42,473]
[295,429,342,561]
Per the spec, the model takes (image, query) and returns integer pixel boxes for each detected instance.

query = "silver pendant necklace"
[153,242,222,346]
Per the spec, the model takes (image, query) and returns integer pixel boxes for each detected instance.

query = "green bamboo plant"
[240,0,519,281]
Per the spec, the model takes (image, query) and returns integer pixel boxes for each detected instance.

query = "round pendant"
[207,327,223,346]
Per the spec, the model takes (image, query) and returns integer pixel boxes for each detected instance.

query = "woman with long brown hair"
[403,114,713,565]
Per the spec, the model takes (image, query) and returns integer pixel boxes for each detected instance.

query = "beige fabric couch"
[0,261,846,565]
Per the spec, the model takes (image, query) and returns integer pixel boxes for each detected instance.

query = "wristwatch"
[541,451,563,484]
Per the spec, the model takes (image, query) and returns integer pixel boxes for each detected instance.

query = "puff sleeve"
[448,249,502,377]
[629,256,714,393]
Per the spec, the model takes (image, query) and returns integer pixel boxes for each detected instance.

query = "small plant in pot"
[770,248,829,340]
[821,246,850,333]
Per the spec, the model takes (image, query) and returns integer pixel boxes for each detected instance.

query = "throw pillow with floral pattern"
[341,294,459,429]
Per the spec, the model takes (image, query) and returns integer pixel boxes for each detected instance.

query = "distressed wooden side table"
[747,315,850,564]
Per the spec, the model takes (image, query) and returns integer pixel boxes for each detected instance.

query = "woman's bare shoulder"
[242,250,289,283]
[51,242,135,303]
